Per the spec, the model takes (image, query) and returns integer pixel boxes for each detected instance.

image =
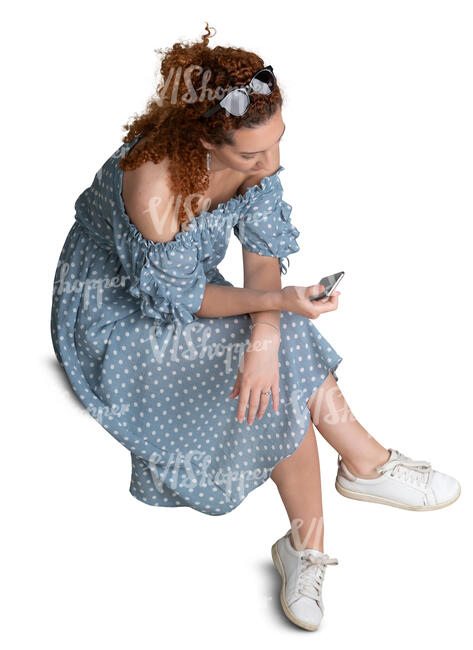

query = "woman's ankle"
[342,448,391,479]
[289,531,324,554]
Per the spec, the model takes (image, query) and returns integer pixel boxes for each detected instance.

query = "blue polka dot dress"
[50,135,343,515]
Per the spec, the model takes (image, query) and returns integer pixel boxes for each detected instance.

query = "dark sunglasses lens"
[250,69,276,95]
[221,88,249,116]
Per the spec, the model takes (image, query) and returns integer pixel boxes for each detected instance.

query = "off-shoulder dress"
[50,135,343,515]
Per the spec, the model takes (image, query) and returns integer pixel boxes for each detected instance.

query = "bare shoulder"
[121,143,178,243]
[121,135,172,199]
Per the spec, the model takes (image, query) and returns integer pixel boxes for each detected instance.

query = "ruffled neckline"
[115,134,285,251]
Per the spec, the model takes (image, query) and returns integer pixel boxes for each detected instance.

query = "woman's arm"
[121,164,334,322]
[194,282,282,319]
[122,166,287,321]
[242,248,282,335]
[227,245,283,425]
[195,248,284,321]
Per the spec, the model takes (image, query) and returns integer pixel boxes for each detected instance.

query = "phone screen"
[309,272,344,301]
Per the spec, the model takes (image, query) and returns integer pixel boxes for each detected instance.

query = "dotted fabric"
[50,135,343,515]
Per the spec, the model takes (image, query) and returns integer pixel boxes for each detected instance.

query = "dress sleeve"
[114,220,207,326]
[233,170,301,275]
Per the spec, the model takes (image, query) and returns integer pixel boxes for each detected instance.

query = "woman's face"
[201,105,286,174]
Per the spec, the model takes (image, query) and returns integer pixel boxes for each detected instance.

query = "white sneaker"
[335,447,461,511]
[271,529,339,631]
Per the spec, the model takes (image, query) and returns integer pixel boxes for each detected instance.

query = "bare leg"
[270,371,390,552]
[270,414,325,553]
[307,370,390,478]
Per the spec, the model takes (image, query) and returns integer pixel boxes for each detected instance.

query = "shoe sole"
[335,479,461,511]
[271,541,320,631]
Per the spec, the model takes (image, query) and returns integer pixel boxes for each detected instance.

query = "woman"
[50,24,461,632]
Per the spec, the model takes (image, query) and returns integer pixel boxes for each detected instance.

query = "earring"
[206,151,212,171]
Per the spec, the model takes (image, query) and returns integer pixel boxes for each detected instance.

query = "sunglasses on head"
[200,65,276,119]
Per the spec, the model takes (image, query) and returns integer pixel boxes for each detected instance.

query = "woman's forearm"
[244,262,282,331]
[194,284,282,319]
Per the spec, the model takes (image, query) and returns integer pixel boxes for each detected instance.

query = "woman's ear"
[199,137,213,151]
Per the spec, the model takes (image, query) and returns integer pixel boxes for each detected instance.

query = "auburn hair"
[118,22,283,232]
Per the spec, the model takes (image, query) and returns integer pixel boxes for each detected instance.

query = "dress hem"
[128,355,343,516]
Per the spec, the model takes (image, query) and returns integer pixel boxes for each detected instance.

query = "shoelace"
[298,553,339,603]
[376,449,432,489]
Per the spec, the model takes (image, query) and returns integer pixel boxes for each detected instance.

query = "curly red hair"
[118,22,283,231]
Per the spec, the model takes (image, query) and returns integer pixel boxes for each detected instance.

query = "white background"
[2,1,471,647]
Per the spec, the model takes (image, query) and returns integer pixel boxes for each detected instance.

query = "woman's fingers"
[310,283,326,298]
[229,384,240,398]
[326,292,340,309]
[271,381,279,413]
[237,383,251,423]
[237,385,276,424]
[229,371,242,399]
[247,389,263,425]
[312,291,340,314]
[233,364,280,424]
[256,387,272,420]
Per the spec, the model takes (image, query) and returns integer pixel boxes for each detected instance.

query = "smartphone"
[309,272,345,301]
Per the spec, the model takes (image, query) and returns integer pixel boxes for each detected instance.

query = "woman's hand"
[280,284,341,319]
[229,331,280,425]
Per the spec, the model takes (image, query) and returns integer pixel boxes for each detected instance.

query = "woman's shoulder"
[121,138,177,243]
[121,134,170,187]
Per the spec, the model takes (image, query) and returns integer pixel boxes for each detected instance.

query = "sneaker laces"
[298,553,339,603]
[376,449,433,489]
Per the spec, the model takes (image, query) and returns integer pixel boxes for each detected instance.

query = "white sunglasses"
[200,65,276,118]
